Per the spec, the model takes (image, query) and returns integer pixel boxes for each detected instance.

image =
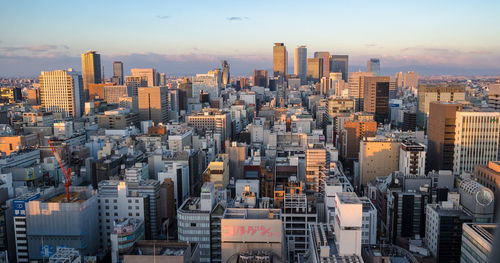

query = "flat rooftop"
[45,192,86,203]
[336,192,361,204]
[223,208,281,220]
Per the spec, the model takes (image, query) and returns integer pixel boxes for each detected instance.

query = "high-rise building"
[252,69,267,88]
[403,71,418,88]
[294,45,307,85]
[187,108,231,142]
[427,102,463,172]
[341,116,377,161]
[395,72,404,88]
[125,76,148,96]
[131,68,157,87]
[202,154,229,190]
[474,161,500,213]
[425,202,472,262]
[314,51,330,78]
[306,143,328,193]
[0,86,22,103]
[363,76,390,123]
[328,72,347,96]
[192,69,222,99]
[417,84,466,128]
[399,142,426,176]
[307,58,323,83]
[27,88,41,105]
[487,84,500,110]
[461,223,496,263]
[40,69,84,118]
[359,137,400,187]
[221,60,230,86]
[112,61,124,85]
[330,55,349,82]
[366,58,380,76]
[273,43,288,78]
[348,71,373,111]
[333,192,363,256]
[453,110,500,174]
[81,50,102,95]
[137,86,169,125]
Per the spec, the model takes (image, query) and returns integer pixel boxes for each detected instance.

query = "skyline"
[1,0,500,76]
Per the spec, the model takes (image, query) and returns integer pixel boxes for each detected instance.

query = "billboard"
[13,193,40,217]
[221,219,282,243]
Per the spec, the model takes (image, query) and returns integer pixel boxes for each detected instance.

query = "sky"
[1,0,500,77]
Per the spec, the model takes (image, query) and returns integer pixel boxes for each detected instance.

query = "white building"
[399,142,426,176]
[192,70,221,99]
[333,192,362,256]
[359,196,377,244]
[40,69,84,118]
[158,161,190,208]
[453,110,500,174]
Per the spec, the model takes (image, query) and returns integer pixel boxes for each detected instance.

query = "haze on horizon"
[1,0,499,77]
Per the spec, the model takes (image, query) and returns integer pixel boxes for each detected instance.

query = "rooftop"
[223,208,281,220]
[126,240,193,257]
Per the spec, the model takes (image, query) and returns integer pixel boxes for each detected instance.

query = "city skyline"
[1,0,500,76]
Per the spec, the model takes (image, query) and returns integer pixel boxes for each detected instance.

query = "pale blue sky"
[1,0,499,76]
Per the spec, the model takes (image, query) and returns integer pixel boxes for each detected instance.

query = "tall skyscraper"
[314,51,330,78]
[192,69,222,99]
[131,68,157,87]
[417,84,466,128]
[112,61,124,85]
[137,86,169,125]
[221,60,230,86]
[294,45,307,85]
[363,76,390,123]
[427,102,463,172]
[81,50,102,95]
[40,69,84,118]
[252,69,268,88]
[273,43,288,78]
[330,55,349,82]
[403,71,418,88]
[348,71,373,111]
[366,58,380,76]
[307,58,323,83]
[453,110,500,174]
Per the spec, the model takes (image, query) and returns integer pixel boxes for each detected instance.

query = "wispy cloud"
[2,45,59,53]
[226,16,249,21]
[156,15,170,19]
[365,43,377,47]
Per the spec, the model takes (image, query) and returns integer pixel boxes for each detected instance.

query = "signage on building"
[221,219,282,242]
[13,193,40,217]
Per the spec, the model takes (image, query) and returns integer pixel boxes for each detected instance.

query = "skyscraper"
[403,71,418,88]
[314,51,330,78]
[131,68,157,87]
[366,58,380,76]
[252,69,268,88]
[348,71,373,111]
[363,76,390,123]
[273,43,288,78]
[137,86,169,125]
[81,50,102,96]
[40,69,84,118]
[307,58,323,83]
[330,55,349,82]
[417,84,466,128]
[294,45,307,85]
[112,61,124,85]
[221,60,230,86]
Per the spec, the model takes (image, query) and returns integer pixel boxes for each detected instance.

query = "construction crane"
[48,139,72,201]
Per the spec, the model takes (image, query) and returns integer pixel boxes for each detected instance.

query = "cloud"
[365,44,377,47]
[2,45,59,53]
[226,16,249,21]
[156,15,170,19]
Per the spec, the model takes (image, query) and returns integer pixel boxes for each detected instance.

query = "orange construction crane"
[48,139,72,201]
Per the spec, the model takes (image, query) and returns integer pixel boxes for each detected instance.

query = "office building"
[314,51,330,78]
[454,110,500,175]
[306,144,328,193]
[417,84,466,128]
[348,71,373,111]
[307,58,323,83]
[307,223,363,263]
[474,161,500,213]
[363,76,390,123]
[110,218,145,263]
[252,69,267,88]
[425,202,472,262]
[124,76,148,95]
[294,45,307,84]
[221,208,284,263]
[330,55,349,82]
[27,88,41,105]
[104,85,133,104]
[328,72,347,96]
[327,97,355,123]
[137,86,169,125]
[202,154,229,190]
[225,141,248,180]
[461,223,495,263]
[97,108,139,129]
[403,71,418,88]
[359,196,377,245]
[487,84,500,110]
[81,50,102,94]
[359,137,400,187]
[366,58,380,76]
[131,68,157,87]
[0,86,22,103]
[112,61,124,85]
[341,117,377,160]
[192,70,222,99]
[122,240,198,263]
[399,142,426,176]
[426,101,463,172]
[458,178,495,223]
[40,69,84,118]
[334,192,363,256]
[187,108,231,142]
[273,43,288,78]
[221,60,230,86]
[177,183,216,263]
[25,186,99,261]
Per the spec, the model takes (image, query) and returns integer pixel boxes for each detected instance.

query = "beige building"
[81,50,101,94]
[131,68,157,87]
[307,58,323,82]
[359,137,400,187]
[363,76,390,123]
[403,71,418,88]
[40,69,84,117]
[348,71,373,111]
[137,86,169,125]
[417,84,466,127]
[104,85,131,104]
[187,108,231,142]
[273,43,288,78]
[202,154,229,190]
[306,144,328,193]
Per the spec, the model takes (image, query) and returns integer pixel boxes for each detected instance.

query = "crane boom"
[48,140,72,201]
